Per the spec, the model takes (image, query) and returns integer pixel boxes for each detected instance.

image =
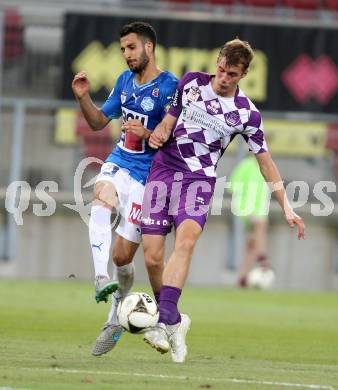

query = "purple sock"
[158,285,181,325]
[154,291,160,304]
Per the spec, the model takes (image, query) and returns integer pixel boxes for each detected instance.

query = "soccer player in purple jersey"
[72,22,177,356]
[140,38,305,363]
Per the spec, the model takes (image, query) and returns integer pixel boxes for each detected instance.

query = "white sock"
[117,262,135,298]
[107,263,135,326]
[89,205,112,278]
[107,291,121,325]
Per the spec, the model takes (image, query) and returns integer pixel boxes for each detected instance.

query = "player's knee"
[145,257,162,274]
[175,235,197,256]
[112,246,135,267]
[144,247,162,270]
[246,236,255,249]
[112,249,132,266]
[94,182,117,208]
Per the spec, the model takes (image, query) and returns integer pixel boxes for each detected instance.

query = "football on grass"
[117,292,159,333]
[247,267,276,290]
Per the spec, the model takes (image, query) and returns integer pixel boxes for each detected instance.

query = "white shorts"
[96,162,144,244]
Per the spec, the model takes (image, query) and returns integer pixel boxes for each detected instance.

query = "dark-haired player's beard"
[127,49,150,74]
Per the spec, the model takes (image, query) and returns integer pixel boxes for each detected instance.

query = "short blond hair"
[218,38,254,72]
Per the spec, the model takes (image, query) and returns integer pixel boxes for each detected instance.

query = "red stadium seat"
[282,0,322,10]
[325,124,338,180]
[205,0,236,4]
[323,0,338,11]
[240,0,279,7]
[334,155,338,180]
[165,0,193,3]
[4,8,24,59]
[326,124,338,152]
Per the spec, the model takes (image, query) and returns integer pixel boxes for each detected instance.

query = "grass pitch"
[0,280,338,390]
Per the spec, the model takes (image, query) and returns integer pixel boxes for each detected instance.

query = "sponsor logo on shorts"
[128,202,142,224]
[102,164,119,177]
[142,217,154,225]
[141,217,169,226]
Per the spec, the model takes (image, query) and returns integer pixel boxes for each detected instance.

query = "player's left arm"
[146,76,179,147]
[255,151,305,239]
[149,113,177,149]
[148,77,181,148]
[125,77,178,141]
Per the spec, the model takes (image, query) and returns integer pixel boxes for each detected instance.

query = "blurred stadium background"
[0,0,337,291]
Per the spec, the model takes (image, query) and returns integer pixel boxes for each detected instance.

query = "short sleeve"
[100,73,124,120]
[241,110,268,154]
[168,72,194,118]
[159,76,178,120]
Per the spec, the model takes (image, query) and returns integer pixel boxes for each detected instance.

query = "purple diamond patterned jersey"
[141,71,268,235]
[155,71,268,178]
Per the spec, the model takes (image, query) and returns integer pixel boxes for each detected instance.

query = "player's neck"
[135,63,162,85]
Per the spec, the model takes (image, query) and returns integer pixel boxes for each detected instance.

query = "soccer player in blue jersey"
[72,21,177,356]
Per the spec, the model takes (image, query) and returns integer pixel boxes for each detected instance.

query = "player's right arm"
[149,113,177,149]
[72,71,109,131]
[255,151,305,240]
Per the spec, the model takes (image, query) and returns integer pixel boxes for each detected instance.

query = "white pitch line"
[0,387,29,390]
[22,367,336,390]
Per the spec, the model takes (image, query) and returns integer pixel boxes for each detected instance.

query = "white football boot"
[143,323,170,354]
[166,314,191,363]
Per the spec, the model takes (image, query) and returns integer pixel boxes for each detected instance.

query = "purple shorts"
[141,163,215,236]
